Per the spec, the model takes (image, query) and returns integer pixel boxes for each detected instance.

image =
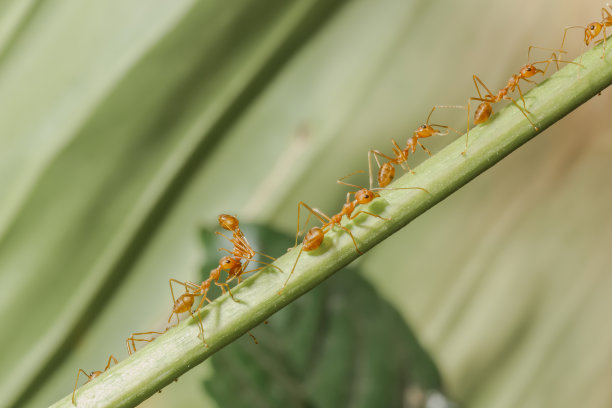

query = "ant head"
[415,124,433,136]
[355,189,379,204]
[520,64,543,78]
[586,22,602,41]
[219,256,240,270]
[218,214,239,231]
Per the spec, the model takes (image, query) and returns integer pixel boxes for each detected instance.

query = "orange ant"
[368,105,465,187]
[561,4,612,59]
[169,257,262,345]
[167,275,214,346]
[216,214,283,283]
[464,49,577,154]
[279,173,428,292]
[164,256,249,346]
[72,355,118,405]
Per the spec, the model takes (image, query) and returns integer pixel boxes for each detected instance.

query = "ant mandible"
[368,105,465,187]
[280,173,428,292]
[560,4,612,59]
[72,355,118,405]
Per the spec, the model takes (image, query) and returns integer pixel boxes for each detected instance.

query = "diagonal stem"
[51,40,612,408]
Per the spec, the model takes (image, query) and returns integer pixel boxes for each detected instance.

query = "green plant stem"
[52,42,612,408]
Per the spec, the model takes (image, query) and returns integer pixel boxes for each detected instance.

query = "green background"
[0,0,610,407]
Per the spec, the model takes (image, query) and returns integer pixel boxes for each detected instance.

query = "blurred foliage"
[0,0,610,407]
[200,225,445,408]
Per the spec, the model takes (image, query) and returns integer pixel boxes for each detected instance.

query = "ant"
[368,105,465,187]
[279,173,428,292]
[167,276,214,346]
[72,355,118,405]
[560,4,612,59]
[169,257,262,344]
[464,49,577,154]
[165,256,253,346]
[216,214,283,283]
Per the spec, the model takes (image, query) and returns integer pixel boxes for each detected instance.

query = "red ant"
[368,105,465,187]
[216,214,282,283]
[72,355,118,405]
[166,254,264,346]
[561,4,612,59]
[165,254,244,344]
[169,259,263,345]
[464,49,578,154]
[166,275,215,346]
[279,173,428,292]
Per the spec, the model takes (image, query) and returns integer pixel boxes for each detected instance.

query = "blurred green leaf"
[1,0,611,407]
[0,1,348,406]
[200,225,444,408]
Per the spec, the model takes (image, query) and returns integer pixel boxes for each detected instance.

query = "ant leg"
[349,210,390,221]
[214,281,239,302]
[527,45,567,67]
[504,96,539,131]
[294,202,328,247]
[531,56,583,73]
[194,289,212,313]
[126,333,164,355]
[368,150,386,189]
[72,369,90,405]
[515,82,529,113]
[464,97,472,155]
[167,310,180,326]
[104,355,118,370]
[431,123,463,136]
[337,170,367,190]
[169,279,198,305]
[218,247,233,256]
[280,246,304,294]
[467,73,495,150]
[336,225,363,255]
[473,75,496,99]
[251,250,276,262]
[416,140,433,156]
[390,139,412,173]
[374,186,431,195]
[245,258,283,274]
[214,230,235,247]
[426,105,467,126]
[603,25,608,59]
[560,26,586,52]
[464,96,494,155]
[189,308,207,347]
